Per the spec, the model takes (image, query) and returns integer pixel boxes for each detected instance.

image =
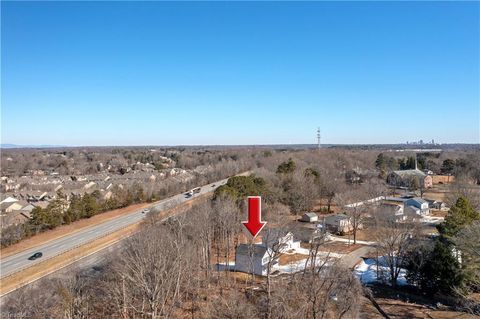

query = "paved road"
[340,246,376,269]
[0,178,229,279]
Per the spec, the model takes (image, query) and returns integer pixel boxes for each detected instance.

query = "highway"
[0,177,228,279]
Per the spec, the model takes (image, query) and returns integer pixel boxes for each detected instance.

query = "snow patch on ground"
[329,236,376,246]
[421,215,444,225]
[354,258,407,286]
[273,256,335,275]
[216,245,344,275]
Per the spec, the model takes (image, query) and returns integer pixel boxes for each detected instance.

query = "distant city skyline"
[2,2,479,146]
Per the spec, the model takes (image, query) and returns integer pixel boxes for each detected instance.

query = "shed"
[301,212,318,223]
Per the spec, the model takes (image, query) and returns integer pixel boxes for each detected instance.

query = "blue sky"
[1,1,479,146]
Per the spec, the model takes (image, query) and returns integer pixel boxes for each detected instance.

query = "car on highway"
[211,184,216,187]
[192,187,201,194]
[28,252,43,260]
[142,209,150,214]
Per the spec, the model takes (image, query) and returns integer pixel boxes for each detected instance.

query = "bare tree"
[262,226,296,318]
[373,214,419,288]
[111,223,187,319]
[56,274,91,319]
[337,180,386,244]
[292,260,362,319]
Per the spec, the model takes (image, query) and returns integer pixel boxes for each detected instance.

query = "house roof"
[391,169,426,179]
[406,197,428,206]
[292,227,323,242]
[0,202,16,211]
[263,228,291,241]
[324,214,349,224]
[375,204,403,217]
[15,200,30,208]
[0,196,18,204]
[236,244,268,258]
[405,206,421,215]
[33,201,49,209]
[303,212,318,218]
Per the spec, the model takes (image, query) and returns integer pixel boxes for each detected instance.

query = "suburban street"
[0,178,228,279]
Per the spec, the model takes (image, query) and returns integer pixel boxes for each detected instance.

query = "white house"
[405,197,429,216]
[1,201,27,213]
[0,196,18,204]
[324,214,360,234]
[262,229,301,253]
[374,203,407,223]
[301,212,318,223]
[425,199,445,210]
[235,244,272,276]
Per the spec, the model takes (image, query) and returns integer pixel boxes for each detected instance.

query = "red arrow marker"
[242,196,267,238]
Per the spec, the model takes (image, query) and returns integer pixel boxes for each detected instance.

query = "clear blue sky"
[2,1,479,146]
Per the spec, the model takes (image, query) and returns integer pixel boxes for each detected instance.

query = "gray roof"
[407,197,428,205]
[324,214,349,224]
[303,212,318,218]
[292,227,322,242]
[236,244,268,258]
[390,169,426,179]
[263,228,290,241]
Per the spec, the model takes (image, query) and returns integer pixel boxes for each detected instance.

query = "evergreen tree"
[406,156,416,169]
[406,239,464,294]
[438,197,480,237]
[441,159,455,174]
[214,175,268,200]
[276,159,296,174]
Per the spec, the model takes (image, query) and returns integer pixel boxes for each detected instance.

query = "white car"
[142,209,150,214]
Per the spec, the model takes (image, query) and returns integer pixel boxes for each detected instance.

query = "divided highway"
[0,178,229,279]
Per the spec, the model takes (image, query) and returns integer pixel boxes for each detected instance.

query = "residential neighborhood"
[1,1,479,318]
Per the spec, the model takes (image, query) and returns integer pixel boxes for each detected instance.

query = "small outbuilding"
[301,212,318,223]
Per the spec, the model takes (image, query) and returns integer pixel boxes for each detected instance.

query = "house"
[425,199,445,210]
[83,182,96,190]
[33,201,50,209]
[0,196,18,204]
[374,203,406,223]
[235,244,272,276]
[293,227,326,244]
[387,169,433,189]
[1,210,29,228]
[324,214,359,234]
[1,200,27,213]
[261,229,301,252]
[405,197,430,216]
[301,212,318,223]
[345,170,363,184]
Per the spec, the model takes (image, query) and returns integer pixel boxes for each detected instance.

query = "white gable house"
[235,244,272,276]
[405,198,429,216]
[262,229,301,253]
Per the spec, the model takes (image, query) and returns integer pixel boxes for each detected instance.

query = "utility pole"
[317,127,321,149]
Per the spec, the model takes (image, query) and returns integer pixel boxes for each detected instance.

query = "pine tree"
[438,197,480,237]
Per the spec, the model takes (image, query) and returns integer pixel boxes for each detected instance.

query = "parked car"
[28,252,43,260]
